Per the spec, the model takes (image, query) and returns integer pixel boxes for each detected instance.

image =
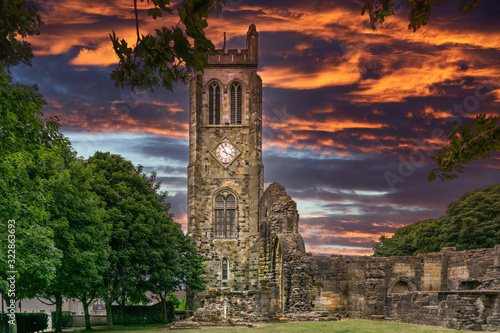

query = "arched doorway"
[387,276,418,294]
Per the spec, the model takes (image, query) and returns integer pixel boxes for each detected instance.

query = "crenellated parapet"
[207,49,252,66]
[207,24,258,66]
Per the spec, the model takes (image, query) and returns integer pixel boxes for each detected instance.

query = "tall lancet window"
[230,82,242,125]
[214,193,236,238]
[209,82,221,125]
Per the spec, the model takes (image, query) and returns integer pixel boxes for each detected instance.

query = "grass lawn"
[67,320,478,333]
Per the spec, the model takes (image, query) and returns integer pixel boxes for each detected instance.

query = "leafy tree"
[86,152,146,329]
[372,219,441,257]
[429,114,500,181]
[0,62,69,329]
[373,184,500,256]
[362,0,482,32]
[0,68,67,156]
[0,149,62,307]
[147,218,206,323]
[87,152,205,328]
[0,0,44,67]
[30,149,108,333]
[1,2,69,300]
[110,0,224,92]
[1,3,106,328]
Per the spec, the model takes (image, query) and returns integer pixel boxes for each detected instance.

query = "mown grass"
[67,320,477,333]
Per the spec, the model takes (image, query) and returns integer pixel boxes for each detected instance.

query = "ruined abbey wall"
[260,183,500,331]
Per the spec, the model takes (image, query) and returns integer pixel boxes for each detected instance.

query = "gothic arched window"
[222,259,228,280]
[209,82,221,125]
[230,82,242,125]
[214,193,236,238]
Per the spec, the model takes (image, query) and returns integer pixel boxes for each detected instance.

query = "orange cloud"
[267,116,386,134]
[299,223,393,244]
[70,44,120,66]
[423,106,452,119]
[305,244,374,257]
[260,60,361,90]
[372,221,406,229]
[339,219,361,224]
[175,213,188,231]
[345,62,460,103]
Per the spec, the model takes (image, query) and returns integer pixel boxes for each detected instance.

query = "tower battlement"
[207,23,258,66]
[207,49,251,65]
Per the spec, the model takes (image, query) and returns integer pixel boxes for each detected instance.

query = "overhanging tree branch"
[110,0,225,92]
[429,114,500,181]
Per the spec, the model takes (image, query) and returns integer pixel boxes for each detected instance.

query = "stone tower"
[187,24,263,311]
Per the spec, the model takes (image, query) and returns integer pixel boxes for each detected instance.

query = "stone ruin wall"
[259,183,308,312]
[261,182,500,331]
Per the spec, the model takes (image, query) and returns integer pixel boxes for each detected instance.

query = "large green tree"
[1,3,108,331]
[87,152,205,328]
[0,148,62,305]
[0,63,68,332]
[37,151,109,333]
[147,216,206,323]
[373,184,500,256]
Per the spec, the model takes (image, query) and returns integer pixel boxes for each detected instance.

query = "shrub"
[167,294,180,309]
[1,313,48,333]
[176,297,186,311]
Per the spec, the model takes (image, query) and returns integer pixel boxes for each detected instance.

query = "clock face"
[216,142,237,164]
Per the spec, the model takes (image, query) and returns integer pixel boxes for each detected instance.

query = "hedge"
[112,302,175,325]
[1,313,48,333]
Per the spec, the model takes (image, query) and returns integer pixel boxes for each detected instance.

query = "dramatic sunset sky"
[13,0,500,256]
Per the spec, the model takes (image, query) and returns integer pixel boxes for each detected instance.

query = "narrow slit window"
[222,259,228,280]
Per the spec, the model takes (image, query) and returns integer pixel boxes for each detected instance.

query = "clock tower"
[187,24,263,310]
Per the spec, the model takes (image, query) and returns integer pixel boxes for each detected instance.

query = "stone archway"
[387,276,418,294]
[272,238,283,312]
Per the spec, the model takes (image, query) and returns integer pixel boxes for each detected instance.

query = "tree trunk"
[120,299,126,326]
[82,298,92,330]
[54,294,63,333]
[160,294,167,324]
[105,297,113,330]
[3,294,16,333]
